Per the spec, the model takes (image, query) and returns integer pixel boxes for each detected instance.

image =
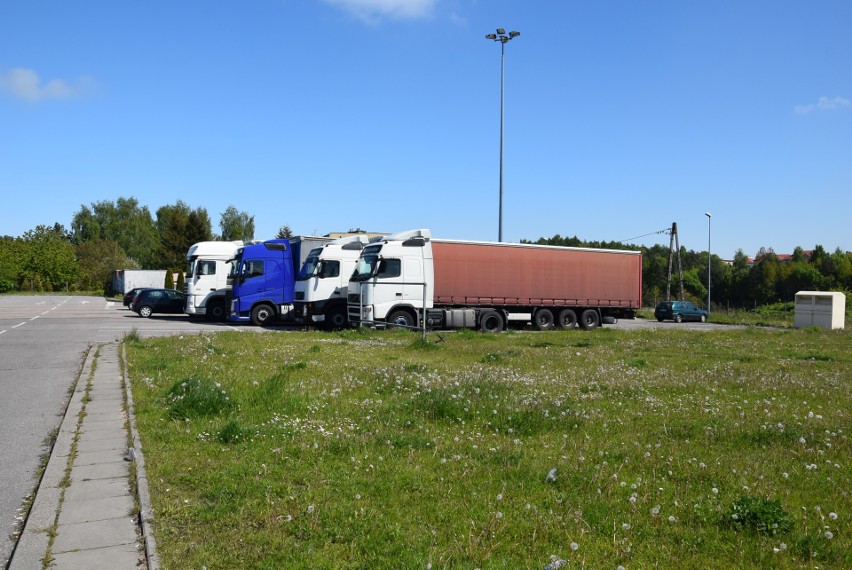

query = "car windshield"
[296,249,323,281]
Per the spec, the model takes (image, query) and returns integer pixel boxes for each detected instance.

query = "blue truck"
[227,236,331,325]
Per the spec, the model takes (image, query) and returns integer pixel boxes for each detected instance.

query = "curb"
[121,342,160,570]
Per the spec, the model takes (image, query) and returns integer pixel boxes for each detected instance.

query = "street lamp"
[705,212,712,315]
[485,28,520,242]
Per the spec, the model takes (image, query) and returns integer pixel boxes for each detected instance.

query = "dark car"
[654,301,707,323]
[123,287,149,307]
[130,288,186,318]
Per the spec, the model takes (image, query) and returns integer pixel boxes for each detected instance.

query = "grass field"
[125,325,851,569]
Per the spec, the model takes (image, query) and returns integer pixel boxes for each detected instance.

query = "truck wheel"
[479,310,505,333]
[251,304,275,326]
[387,310,415,329]
[557,309,577,330]
[206,300,226,321]
[533,308,555,331]
[325,306,348,330]
[138,305,153,318]
[579,309,600,330]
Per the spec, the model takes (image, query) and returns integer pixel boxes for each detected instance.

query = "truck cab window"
[198,261,216,276]
[376,259,401,278]
[319,260,340,278]
[246,260,264,277]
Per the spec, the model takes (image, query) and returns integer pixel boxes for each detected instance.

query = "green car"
[654,301,707,323]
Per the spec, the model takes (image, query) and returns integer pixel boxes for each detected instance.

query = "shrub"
[724,496,792,536]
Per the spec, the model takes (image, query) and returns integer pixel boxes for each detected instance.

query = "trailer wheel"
[557,309,577,330]
[387,309,416,329]
[251,304,275,326]
[479,310,505,333]
[533,308,555,331]
[325,306,348,330]
[579,309,600,330]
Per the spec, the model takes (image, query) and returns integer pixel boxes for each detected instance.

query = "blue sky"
[2,0,850,259]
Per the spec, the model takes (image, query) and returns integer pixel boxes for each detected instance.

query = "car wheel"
[656,317,664,322]
[700,314,706,323]
[138,306,153,318]
[675,314,683,323]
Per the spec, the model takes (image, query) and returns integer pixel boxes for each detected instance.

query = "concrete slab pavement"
[9,342,157,569]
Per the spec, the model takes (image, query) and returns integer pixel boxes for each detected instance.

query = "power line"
[620,228,670,243]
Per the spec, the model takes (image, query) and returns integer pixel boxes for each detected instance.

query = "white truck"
[293,235,369,329]
[347,229,643,332]
[184,240,246,320]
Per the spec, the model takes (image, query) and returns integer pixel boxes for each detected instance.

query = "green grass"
[126,327,852,568]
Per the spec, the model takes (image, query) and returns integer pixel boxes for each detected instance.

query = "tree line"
[0,197,276,293]
[524,234,852,310]
[1,196,849,310]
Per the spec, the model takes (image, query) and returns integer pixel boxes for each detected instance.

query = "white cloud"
[322,0,438,23]
[0,67,94,101]
[795,96,850,114]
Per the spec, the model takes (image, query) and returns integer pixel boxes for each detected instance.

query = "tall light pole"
[485,28,520,242]
[705,212,712,315]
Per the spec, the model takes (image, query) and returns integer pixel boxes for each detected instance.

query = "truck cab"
[294,235,368,329]
[184,241,245,320]
[347,229,433,328]
[228,240,295,326]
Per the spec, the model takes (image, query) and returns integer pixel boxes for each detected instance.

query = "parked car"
[123,287,149,307]
[654,301,707,323]
[130,288,186,318]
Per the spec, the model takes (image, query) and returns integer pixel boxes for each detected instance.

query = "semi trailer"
[293,235,369,329]
[347,229,642,332]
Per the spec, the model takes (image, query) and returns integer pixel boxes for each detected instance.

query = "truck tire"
[206,299,226,321]
[325,306,348,330]
[479,310,505,333]
[251,304,275,326]
[533,308,555,331]
[580,309,600,330]
[387,309,416,329]
[557,309,577,330]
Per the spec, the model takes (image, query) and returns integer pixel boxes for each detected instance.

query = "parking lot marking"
[12,322,26,329]
[0,330,7,335]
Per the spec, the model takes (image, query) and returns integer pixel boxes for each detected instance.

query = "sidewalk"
[10,342,158,569]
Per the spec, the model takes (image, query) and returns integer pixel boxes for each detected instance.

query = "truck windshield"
[296,249,322,281]
[186,258,197,278]
[350,253,379,282]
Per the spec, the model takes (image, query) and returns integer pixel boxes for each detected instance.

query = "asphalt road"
[0,295,238,567]
[0,296,729,565]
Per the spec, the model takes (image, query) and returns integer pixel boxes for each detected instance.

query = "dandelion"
[650,505,660,516]
[829,512,838,520]
[668,515,676,523]
[712,487,719,495]
[825,531,834,540]
[570,542,579,551]
[307,505,315,514]
[546,468,558,483]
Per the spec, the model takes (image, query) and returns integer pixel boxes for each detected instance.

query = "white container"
[794,291,846,330]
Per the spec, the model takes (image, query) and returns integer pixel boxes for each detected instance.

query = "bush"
[724,496,792,536]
